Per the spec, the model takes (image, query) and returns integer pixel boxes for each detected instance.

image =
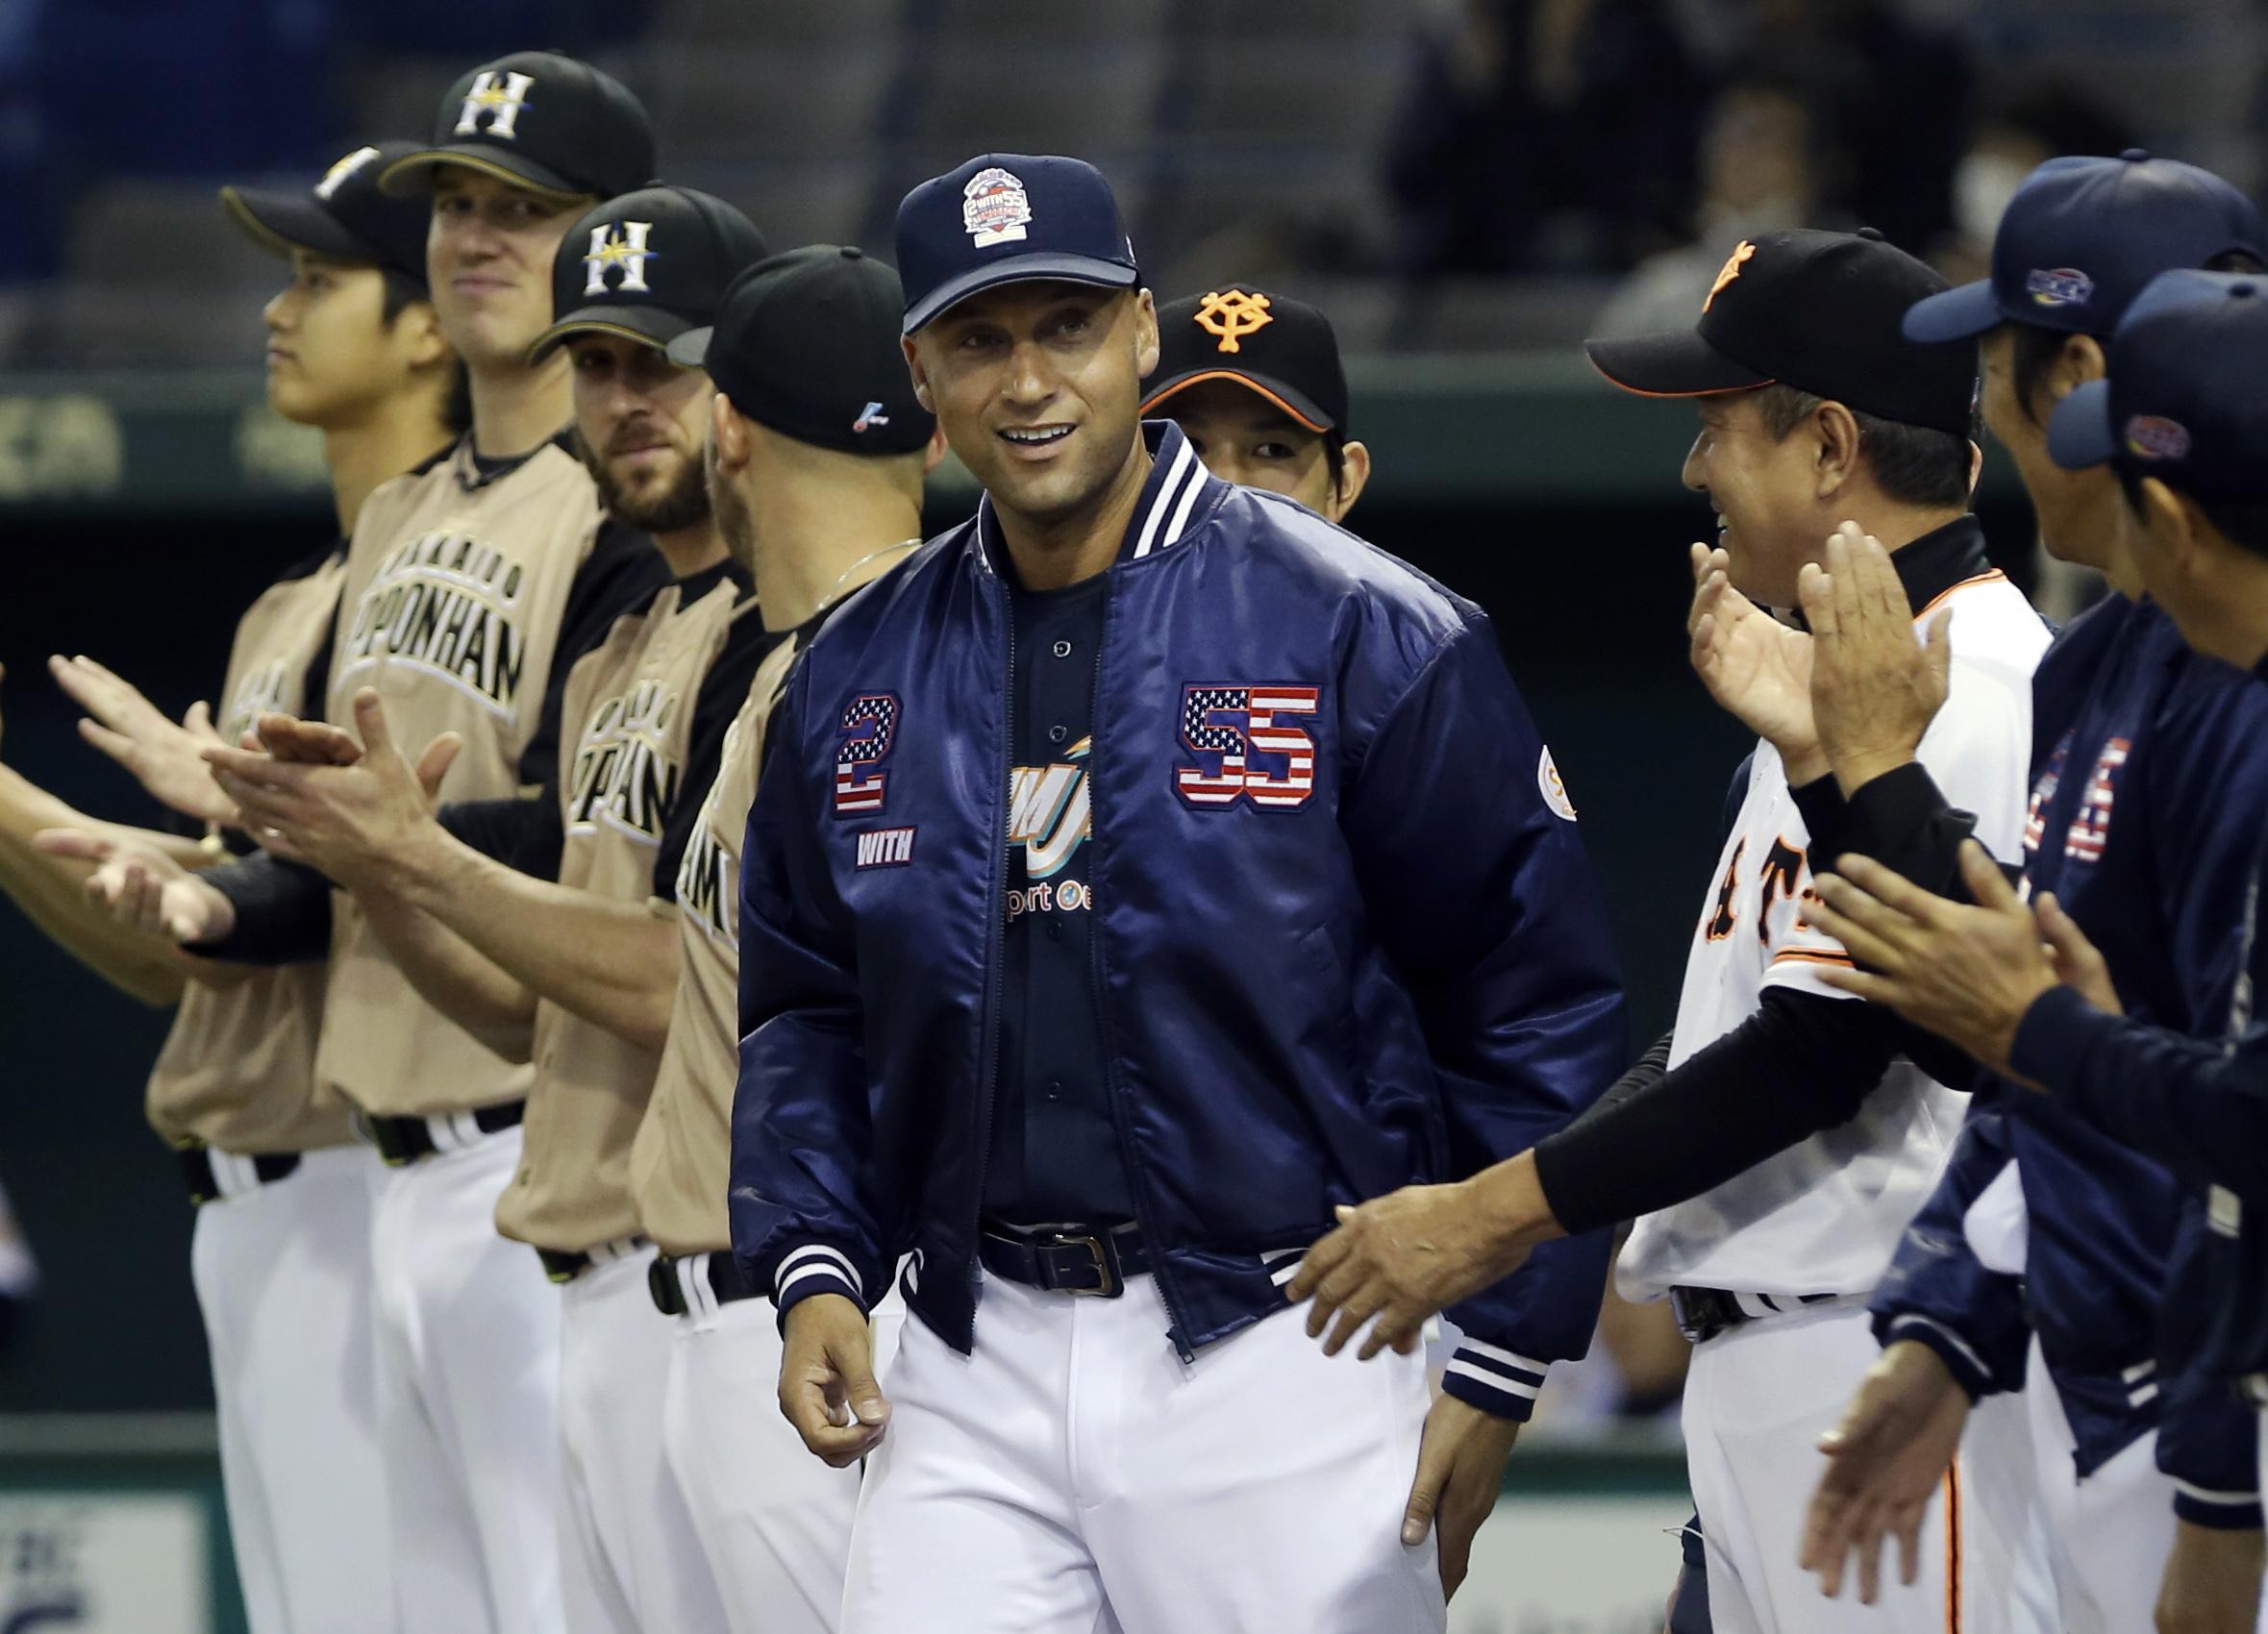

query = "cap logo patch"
[314,146,382,201]
[2124,414,2191,462]
[962,167,1033,247]
[854,401,891,433]
[455,70,536,140]
[2025,267,2094,309]
[584,221,656,296]
[1704,240,1755,313]
[1194,289,1273,354]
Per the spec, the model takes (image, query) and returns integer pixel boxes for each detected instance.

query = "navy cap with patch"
[220,140,435,289]
[529,186,766,362]
[380,51,655,204]
[1905,151,2264,343]
[896,153,1139,334]
[2048,269,2268,500]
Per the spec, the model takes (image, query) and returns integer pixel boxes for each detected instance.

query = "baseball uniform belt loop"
[978,1220,1148,1298]
[174,1143,302,1207]
[1669,1285,1842,1344]
[357,1100,527,1167]
[648,1250,760,1318]
[536,1235,650,1286]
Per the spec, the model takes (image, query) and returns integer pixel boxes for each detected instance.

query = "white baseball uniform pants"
[369,1126,562,1634]
[659,1253,905,1633]
[841,1270,1445,1634]
[556,1244,731,1634]
[1683,1300,2052,1634]
[190,1144,392,1634]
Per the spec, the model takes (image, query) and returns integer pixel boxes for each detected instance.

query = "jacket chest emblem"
[1173,683,1319,810]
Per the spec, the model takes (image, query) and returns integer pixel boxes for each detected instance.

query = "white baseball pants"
[556,1245,731,1634]
[369,1126,562,1634]
[841,1270,1445,1634]
[1683,1300,2054,1634]
[190,1144,392,1634]
[660,1254,904,1633]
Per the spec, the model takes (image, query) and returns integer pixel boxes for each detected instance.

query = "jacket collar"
[974,419,1215,579]
[1888,515,1994,614]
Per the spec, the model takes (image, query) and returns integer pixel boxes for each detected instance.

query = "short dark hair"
[2008,251,2268,425]
[1754,384,1974,508]
[380,272,471,437]
[2116,466,2268,561]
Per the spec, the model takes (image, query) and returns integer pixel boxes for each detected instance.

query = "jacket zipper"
[1084,573,1197,1362]
[968,569,1013,1312]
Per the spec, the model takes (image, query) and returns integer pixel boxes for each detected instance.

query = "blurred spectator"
[1932,80,2136,285]
[1736,0,1974,255]
[1590,75,1838,336]
[1384,0,1706,276]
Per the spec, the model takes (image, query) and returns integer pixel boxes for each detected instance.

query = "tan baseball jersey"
[498,564,778,1254]
[631,628,806,1256]
[314,436,662,1119]
[145,545,351,1154]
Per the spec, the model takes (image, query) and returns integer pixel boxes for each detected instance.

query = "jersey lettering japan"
[1619,571,2051,1302]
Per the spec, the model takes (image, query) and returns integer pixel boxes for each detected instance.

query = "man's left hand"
[1403,1392,1520,1601]
[1807,843,2077,1076]
[201,688,459,888]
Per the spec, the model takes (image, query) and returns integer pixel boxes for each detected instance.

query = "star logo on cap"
[1705,241,1756,313]
[583,221,657,295]
[1194,289,1274,354]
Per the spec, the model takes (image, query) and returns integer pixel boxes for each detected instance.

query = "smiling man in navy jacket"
[726,152,1627,1631]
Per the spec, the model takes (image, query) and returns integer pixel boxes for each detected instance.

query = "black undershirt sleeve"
[1533,987,1908,1236]
[187,853,334,964]
[438,796,564,882]
[1565,1029,1673,1134]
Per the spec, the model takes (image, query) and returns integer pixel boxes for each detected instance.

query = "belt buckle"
[1054,1232,1118,1298]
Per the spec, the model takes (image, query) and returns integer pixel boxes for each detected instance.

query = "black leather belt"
[536,1236,650,1285]
[647,1250,760,1317]
[361,1101,525,1167]
[980,1220,1147,1299]
[1669,1285,1840,1345]
[176,1145,301,1206]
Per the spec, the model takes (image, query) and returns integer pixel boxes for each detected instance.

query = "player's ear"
[1812,399,1862,500]
[394,297,451,372]
[1133,288,1160,383]
[903,336,935,415]
[711,393,751,474]
[1331,438,1372,523]
[2058,334,2107,397]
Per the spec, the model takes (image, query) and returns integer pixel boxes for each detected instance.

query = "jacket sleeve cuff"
[2172,1481,2265,1530]
[770,1243,868,1325]
[1441,1339,1550,1422]
[1880,1313,1997,1401]
[2009,986,2116,1098]
[1839,760,1947,857]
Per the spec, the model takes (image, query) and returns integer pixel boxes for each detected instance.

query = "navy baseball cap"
[668,245,935,457]
[896,153,1139,334]
[1905,151,2264,343]
[529,186,766,362]
[1586,229,1977,436]
[2048,270,2268,500]
[381,51,655,203]
[1143,285,1349,433]
[221,140,435,289]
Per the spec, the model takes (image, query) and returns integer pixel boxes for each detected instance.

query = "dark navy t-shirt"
[983,571,1136,1225]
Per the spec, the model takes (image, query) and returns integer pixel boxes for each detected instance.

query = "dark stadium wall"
[0,493,2034,1409]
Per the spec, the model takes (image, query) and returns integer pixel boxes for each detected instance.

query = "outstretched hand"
[1687,542,1823,780]
[1799,524,1953,797]
[49,654,237,827]
[36,827,237,944]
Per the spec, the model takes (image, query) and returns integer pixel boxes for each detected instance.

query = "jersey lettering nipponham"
[339,530,532,716]
[1619,569,2052,1303]
[503,579,752,1255]
[147,551,351,1153]
[317,442,605,1119]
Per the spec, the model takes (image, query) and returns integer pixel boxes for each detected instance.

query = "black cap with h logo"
[220,139,436,289]
[528,186,767,362]
[379,50,656,204]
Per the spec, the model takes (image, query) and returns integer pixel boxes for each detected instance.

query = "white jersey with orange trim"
[1619,564,2051,1302]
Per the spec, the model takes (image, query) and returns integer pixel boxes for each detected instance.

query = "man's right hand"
[35,828,237,944]
[1798,524,1952,797]
[779,1293,890,1467]
[1685,544,1826,781]
[1800,1338,1970,1605]
[49,654,237,827]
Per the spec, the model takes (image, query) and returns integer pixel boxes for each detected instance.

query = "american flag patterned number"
[1174,684,1321,809]
[835,693,899,815]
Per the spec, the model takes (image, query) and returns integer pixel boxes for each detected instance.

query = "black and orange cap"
[1144,285,1348,434]
[1585,229,1977,436]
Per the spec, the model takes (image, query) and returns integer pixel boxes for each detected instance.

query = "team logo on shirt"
[340,531,532,714]
[454,70,536,139]
[2061,736,2130,863]
[2024,740,2067,856]
[834,693,899,813]
[221,659,292,749]
[1006,737,1092,914]
[1703,834,1822,948]
[1173,684,1320,810]
[566,679,685,843]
